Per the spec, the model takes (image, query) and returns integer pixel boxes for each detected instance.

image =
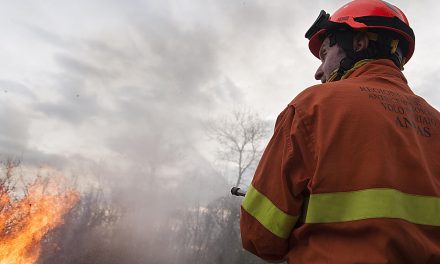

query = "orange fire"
[0,175,79,264]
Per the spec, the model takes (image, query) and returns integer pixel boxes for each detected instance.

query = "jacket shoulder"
[289,82,341,108]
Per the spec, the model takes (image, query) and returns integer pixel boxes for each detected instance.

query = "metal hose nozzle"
[231,187,246,197]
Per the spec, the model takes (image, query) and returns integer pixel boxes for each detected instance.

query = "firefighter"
[240,0,440,263]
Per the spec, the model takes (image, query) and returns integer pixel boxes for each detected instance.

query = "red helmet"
[305,0,415,64]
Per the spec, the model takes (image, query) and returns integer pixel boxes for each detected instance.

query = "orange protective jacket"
[240,59,440,263]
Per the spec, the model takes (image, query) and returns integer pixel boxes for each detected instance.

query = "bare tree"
[0,158,21,199]
[209,108,270,187]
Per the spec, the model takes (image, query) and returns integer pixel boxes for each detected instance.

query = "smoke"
[1,1,254,261]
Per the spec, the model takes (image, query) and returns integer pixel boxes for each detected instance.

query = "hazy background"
[0,1,439,262]
[1,0,439,186]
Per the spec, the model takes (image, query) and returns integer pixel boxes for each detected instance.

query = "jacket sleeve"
[240,105,311,262]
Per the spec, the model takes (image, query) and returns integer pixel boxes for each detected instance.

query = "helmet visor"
[305,10,330,39]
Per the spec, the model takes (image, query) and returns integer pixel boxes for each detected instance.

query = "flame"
[0,174,79,264]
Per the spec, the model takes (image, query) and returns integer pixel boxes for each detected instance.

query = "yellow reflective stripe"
[242,185,298,239]
[305,188,440,226]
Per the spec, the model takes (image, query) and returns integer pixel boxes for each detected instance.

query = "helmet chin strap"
[325,31,358,82]
[325,59,351,83]
[326,59,373,83]
[335,56,356,81]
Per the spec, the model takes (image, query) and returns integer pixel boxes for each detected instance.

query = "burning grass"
[0,171,79,264]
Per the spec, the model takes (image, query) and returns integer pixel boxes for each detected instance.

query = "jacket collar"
[343,59,408,84]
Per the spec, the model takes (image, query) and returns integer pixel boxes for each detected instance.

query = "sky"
[0,0,439,196]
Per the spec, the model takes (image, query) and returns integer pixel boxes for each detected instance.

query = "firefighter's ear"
[353,32,369,52]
